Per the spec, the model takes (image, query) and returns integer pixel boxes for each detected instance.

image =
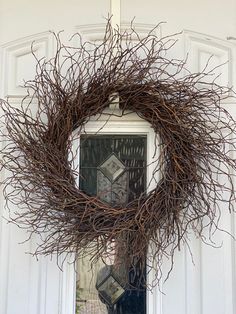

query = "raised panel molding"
[156,136,236,314]
[184,31,236,101]
[74,22,162,43]
[1,32,54,100]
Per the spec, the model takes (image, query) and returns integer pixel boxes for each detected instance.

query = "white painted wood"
[183,31,236,98]
[110,0,121,30]
[1,32,54,99]
[0,1,236,314]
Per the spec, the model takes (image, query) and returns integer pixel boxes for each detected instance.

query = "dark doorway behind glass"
[76,135,147,314]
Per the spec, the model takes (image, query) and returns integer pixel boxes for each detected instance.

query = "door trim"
[61,109,160,314]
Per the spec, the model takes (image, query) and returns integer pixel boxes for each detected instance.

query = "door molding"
[67,108,160,314]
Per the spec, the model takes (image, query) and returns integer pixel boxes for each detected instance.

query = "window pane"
[76,135,147,314]
[80,135,146,203]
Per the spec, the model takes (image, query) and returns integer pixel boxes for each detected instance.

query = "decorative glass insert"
[79,135,147,204]
[99,154,125,182]
[97,170,128,205]
[98,154,127,204]
[76,135,147,314]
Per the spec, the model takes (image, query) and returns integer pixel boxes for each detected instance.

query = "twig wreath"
[1,20,236,287]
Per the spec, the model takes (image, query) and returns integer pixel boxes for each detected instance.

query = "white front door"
[0,1,236,314]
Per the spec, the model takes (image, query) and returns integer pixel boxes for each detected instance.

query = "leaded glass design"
[79,135,147,204]
[97,170,128,204]
[97,154,128,204]
[99,154,125,182]
[77,135,147,314]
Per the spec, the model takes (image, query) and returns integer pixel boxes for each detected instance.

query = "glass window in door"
[76,135,147,314]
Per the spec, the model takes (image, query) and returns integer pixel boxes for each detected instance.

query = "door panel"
[0,1,236,314]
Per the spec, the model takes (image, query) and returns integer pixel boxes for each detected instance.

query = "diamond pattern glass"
[78,135,147,314]
[99,154,125,182]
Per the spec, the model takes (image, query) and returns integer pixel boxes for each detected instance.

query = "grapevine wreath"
[1,21,236,287]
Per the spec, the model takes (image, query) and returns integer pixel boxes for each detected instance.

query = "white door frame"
[66,108,160,314]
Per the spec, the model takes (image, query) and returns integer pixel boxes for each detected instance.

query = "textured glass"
[97,170,128,205]
[77,135,147,314]
[97,154,128,205]
[80,135,146,204]
[99,154,125,182]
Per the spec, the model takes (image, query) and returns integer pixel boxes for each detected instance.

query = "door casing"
[70,107,160,314]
